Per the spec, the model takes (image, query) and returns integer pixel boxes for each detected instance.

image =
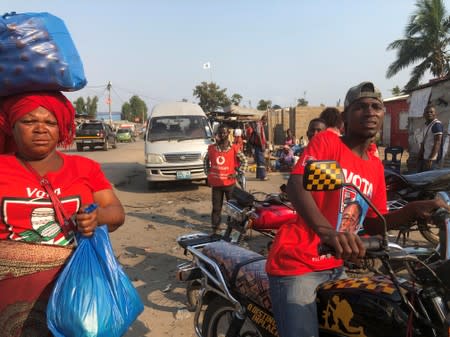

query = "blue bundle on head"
[0,12,87,96]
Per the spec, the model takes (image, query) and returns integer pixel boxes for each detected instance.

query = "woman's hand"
[76,205,98,237]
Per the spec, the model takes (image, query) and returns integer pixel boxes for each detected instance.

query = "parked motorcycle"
[222,184,297,243]
[385,167,450,245]
[177,160,450,337]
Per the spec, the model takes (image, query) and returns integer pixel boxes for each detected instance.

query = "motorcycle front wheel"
[202,297,264,337]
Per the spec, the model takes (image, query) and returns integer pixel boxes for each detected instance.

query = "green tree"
[193,81,230,113]
[230,93,243,106]
[386,0,450,90]
[73,97,86,114]
[297,98,308,107]
[85,96,98,119]
[391,85,403,96]
[121,102,132,121]
[121,95,148,122]
[257,99,272,110]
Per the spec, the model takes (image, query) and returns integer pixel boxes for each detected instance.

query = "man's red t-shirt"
[0,153,111,245]
[266,132,387,276]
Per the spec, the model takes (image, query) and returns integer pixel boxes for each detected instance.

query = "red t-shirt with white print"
[0,152,111,246]
[266,131,387,276]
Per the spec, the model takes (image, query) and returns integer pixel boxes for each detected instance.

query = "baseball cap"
[344,81,382,110]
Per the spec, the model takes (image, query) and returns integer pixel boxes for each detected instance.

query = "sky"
[2,1,448,113]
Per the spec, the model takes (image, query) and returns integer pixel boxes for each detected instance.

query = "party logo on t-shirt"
[3,197,80,245]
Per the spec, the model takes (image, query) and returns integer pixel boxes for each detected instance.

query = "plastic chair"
[383,146,404,173]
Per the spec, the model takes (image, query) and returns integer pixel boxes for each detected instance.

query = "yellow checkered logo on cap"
[304,161,343,191]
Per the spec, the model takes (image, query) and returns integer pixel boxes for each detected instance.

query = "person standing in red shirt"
[244,122,254,157]
[266,81,447,337]
[233,128,244,152]
[206,125,247,234]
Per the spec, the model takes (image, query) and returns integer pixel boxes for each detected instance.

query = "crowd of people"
[218,106,344,175]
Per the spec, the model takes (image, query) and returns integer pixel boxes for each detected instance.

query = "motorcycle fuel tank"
[316,276,407,337]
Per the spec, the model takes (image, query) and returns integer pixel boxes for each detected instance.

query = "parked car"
[116,127,135,142]
[75,120,117,151]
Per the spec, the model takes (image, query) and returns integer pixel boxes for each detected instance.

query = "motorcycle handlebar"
[319,236,384,256]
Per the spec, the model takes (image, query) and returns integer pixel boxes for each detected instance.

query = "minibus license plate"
[176,171,191,180]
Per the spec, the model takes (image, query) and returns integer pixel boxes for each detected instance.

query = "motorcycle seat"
[202,241,272,311]
[385,167,450,191]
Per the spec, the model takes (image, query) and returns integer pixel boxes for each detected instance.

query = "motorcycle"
[177,160,450,337]
[221,183,297,243]
[385,167,450,245]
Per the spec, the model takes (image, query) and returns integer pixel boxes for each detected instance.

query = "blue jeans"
[268,268,347,337]
[254,146,266,179]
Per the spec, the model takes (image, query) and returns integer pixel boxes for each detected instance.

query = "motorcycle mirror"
[303,160,345,191]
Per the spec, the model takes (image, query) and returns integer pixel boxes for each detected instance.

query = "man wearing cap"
[266,82,447,337]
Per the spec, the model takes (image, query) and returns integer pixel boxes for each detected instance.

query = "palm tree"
[386,0,450,90]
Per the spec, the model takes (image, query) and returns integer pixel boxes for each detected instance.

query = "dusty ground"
[70,140,426,337]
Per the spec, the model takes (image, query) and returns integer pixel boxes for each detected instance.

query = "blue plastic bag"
[0,12,87,96]
[47,225,144,337]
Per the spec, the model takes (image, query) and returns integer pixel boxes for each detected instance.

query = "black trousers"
[211,184,235,230]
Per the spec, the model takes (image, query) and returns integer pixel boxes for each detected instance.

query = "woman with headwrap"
[0,91,125,336]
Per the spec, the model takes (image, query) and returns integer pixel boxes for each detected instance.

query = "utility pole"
[107,81,112,126]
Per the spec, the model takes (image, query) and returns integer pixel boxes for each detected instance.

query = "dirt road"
[65,139,287,337]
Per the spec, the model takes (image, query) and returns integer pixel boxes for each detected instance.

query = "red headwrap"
[0,91,75,153]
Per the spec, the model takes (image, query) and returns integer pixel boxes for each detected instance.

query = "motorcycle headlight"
[146,153,164,164]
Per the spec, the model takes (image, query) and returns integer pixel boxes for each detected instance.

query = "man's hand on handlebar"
[321,230,367,262]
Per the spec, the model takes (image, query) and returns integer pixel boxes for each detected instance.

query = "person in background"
[299,136,306,147]
[319,107,344,136]
[266,81,447,337]
[0,91,125,336]
[254,114,268,181]
[306,118,327,141]
[244,122,254,157]
[275,145,295,171]
[417,103,443,172]
[284,128,296,146]
[206,125,247,234]
[233,128,244,152]
[294,118,326,157]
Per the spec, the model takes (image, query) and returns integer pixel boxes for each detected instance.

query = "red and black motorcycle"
[221,183,297,243]
[177,160,450,337]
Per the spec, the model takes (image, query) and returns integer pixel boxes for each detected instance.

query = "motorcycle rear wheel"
[202,297,264,337]
[186,280,202,312]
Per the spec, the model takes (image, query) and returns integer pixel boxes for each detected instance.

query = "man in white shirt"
[418,104,443,172]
